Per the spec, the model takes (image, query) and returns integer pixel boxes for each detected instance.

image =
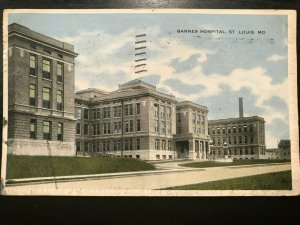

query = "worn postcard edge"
[1,9,299,196]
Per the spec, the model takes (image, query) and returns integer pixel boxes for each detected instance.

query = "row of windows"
[154,104,172,118]
[209,125,254,135]
[76,138,141,152]
[154,120,171,133]
[211,147,255,155]
[154,139,172,150]
[76,103,141,120]
[30,54,64,82]
[176,113,206,124]
[76,119,141,135]
[29,85,63,110]
[30,119,63,141]
[212,135,254,145]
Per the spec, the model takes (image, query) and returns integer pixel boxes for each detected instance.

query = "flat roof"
[8,23,78,56]
[208,116,265,124]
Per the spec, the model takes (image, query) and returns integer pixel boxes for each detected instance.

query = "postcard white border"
[1,9,299,196]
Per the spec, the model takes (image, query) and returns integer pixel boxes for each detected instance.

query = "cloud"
[267,54,286,62]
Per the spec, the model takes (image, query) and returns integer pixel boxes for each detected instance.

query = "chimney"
[239,97,243,118]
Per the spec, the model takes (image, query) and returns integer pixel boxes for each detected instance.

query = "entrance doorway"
[176,141,189,158]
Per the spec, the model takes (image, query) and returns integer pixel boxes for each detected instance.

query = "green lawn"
[163,170,292,190]
[6,155,155,179]
[181,159,290,169]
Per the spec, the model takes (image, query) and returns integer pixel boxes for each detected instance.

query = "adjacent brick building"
[7,23,78,156]
[208,98,266,159]
[75,79,177,160]
[278,139,291,160]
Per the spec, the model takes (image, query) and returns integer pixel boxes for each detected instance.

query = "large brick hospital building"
[7,23,266,160]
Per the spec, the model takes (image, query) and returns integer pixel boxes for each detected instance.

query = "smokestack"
[239,97,243,118]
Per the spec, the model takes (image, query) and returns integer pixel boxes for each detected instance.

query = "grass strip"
[6,155,155,179]
[181,159,290,169]
[163,170,292,190]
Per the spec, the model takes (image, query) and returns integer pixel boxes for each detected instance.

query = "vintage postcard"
[1,9,299,196]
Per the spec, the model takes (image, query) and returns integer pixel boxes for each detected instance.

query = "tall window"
[250,135,254,143]
[154,104,159,116]
[92,109,100,120]
[93,124,100,135]
[57,123,63,141]
[42,87,51,109]
[239,136,243,144]
[136,119,141,131]
[161,122,165,133]
[103,107,110,118]
[233,127,236,133]
[103,122,110,134]
[57,90,63,111]
[167,140,171,150]
[124,104,133,116]
[42,58,51,79]
[162,140,166,150]
[129,120,133,132]
[56,63,63,82]
[84,124,88,135]
[84,109,89,120]
[125,140,129,150]
[84,142,89,152]
[177,113,181,122]
[167,122,171,134]
[136,139,141,150]
[113,106,121,117]
[249,125,253,132]
[43,121,51,140]
[243,125,248,132]
[29,84,36,106]
[154,120,159,132]
[113,140,118,151]
[76,123,81,134]
[227,127,231,133]
[196,115,200,124]
[160,106,165,117]
[30,119,36,139]
[136,103,140,115]
[114,122,119,134]
[238,126,242,133]
[155,139,160,150]
[166,107,171,118]
[76,108,82,118]
[192,113,196,123]
[29,55,37,76]
[76,141,81,152]
[244,135,248,143]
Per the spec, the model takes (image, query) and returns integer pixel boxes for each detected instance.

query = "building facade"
[265,148,279,159]
[174,102,210,160]
[278,140,291,160]
[75,80,177,160]
[208,98,266,159]
[7,23,78,156]
[6,24,268,161]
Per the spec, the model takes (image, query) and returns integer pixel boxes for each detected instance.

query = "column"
[188,139,195,160]
[203,141,207,159]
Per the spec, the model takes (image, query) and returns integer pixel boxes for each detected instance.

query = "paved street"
[3,163,291,194]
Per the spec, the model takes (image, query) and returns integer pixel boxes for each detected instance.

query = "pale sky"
[8,11,290,148]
